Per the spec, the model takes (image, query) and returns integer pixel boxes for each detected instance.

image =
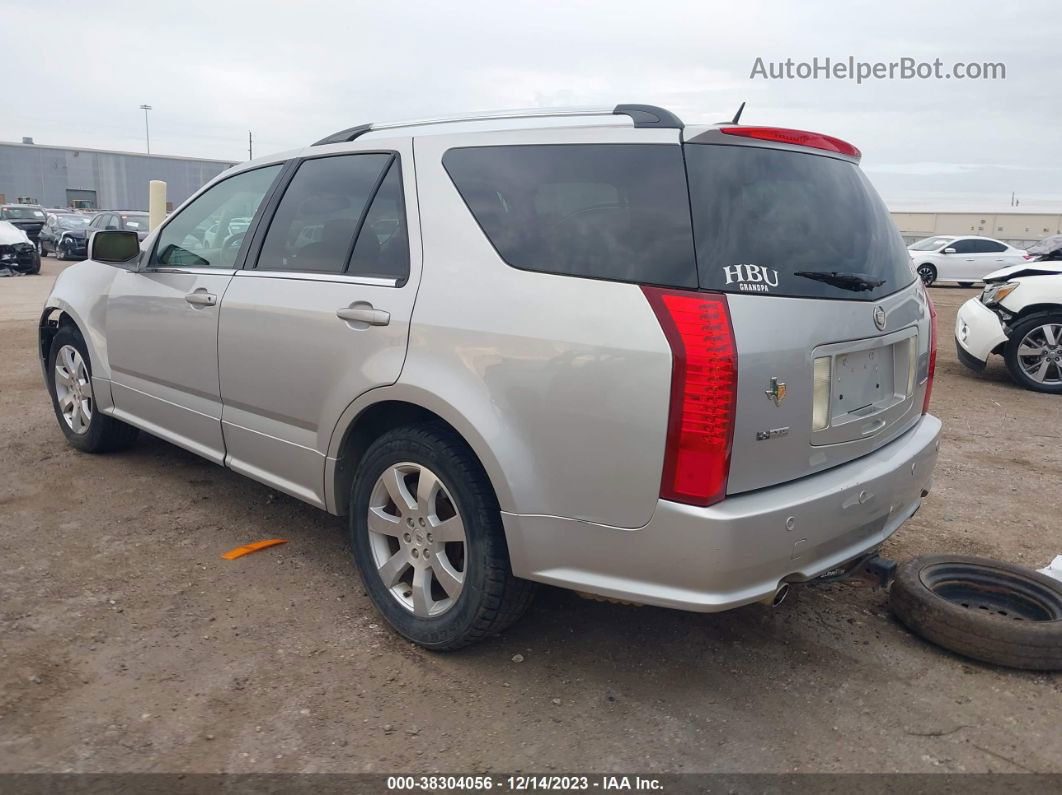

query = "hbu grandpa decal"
[723,263,780,292]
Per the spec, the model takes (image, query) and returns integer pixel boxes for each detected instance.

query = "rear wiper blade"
[794,271,886,292]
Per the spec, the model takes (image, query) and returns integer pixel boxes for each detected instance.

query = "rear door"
[216,142,420,507]
[682,128,932,494]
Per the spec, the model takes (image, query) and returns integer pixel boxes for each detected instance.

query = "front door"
[217,146,419,507]
[105,164,284,463]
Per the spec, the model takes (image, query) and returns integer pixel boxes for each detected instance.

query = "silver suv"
[40,105,941,649]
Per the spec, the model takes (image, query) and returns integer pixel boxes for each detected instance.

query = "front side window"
[443,144,697,288]
[256,154,392,273]
[154,165,282,268]
[949,239,976,254]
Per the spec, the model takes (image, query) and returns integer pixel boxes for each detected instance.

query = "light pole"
[139,104,152,154]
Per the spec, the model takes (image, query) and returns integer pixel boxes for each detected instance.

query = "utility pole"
[139,104,152,154]
[248,130,253,160]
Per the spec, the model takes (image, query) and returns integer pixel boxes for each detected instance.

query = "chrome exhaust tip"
[771,583,790,607]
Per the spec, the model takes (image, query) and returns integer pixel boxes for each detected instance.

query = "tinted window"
[443,144,697,288]
[977,239,1007,253]
[155,165,281,268]
[686,144,914,300]
[347,160,409,282]
[949,239,976,254]
[257,154,391,273]
[103,215,120,230]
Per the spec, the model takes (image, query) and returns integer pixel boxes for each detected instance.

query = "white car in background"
[956,262,1062,393]
[908,235,1028,287]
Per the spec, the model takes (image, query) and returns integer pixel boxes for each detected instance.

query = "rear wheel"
[917,263,937,286]
[1003,314,1062,394]
[47,325,139,452]
[348,423,535,650]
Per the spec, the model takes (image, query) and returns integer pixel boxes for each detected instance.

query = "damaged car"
[956,262,1062,393]
[0,220,42,275]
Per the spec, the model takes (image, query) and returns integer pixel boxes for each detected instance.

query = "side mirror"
[90,230,141,267]
[943,247,957,254]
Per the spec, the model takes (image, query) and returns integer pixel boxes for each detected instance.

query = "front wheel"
[1003,314,1062,394]
[47,325,140,452]
[917,263,937,287]
[348,423,535,650]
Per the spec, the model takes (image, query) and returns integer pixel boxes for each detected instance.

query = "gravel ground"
[1,260,1059,774]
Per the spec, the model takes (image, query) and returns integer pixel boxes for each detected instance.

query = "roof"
[0,140,237,166]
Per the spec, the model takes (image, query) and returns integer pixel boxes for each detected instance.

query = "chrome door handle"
[336,305,390,326]
[185,291,217,306]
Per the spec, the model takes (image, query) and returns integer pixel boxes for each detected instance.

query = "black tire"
[28,249,41,274]
[348,422,535,650]
[46,325,139,453]
[1003,312,1062,394]
[917,263,937,286]
[890,555,1062,670]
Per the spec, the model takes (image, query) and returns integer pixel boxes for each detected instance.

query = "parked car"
[1023,233,1062,262]
[90,211,151,240]
[908,235,1028,287]
[956,262,1062,393]
[40,106,940,649]
[39,212,94,259]
[0,220,41,274]
[0,204,48,247]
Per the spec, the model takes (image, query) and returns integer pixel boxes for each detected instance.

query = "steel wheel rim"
[366,462,467,618]
[917,265,934,285]
[1016,323,1062,385]
[920,562,1062,622]
[54,344,93,434]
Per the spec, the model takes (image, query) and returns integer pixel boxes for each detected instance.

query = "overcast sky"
[4,0,1059,210]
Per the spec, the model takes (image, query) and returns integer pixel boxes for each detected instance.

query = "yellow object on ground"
[222,539,288,560]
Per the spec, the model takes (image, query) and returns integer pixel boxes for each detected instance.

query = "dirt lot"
[1,260,1059,774]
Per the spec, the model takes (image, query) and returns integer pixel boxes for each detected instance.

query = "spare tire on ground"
[890,555,1062,671]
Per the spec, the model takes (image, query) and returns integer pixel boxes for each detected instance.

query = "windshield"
[57,215,91,229]
[684,144,915,301]
[2,207,45,220]
[121,215,149,230]
[910,236,954,251]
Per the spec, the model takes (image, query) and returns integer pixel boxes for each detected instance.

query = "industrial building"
[0,139,237,211]
[891,209,1062,247]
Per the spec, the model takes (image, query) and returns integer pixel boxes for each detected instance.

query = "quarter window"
[256,154,392,274]
[443,144,697,288]
[346,160,410,282]
[154,165,282,268]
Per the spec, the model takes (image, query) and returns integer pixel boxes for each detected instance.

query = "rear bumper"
[503,414,941,612]
[955,297,1007,366]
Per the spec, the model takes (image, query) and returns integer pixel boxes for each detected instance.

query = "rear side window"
[975,239,1007,253]
[443,144,697,288]
[257,154,392,273]
[686,144,914,300]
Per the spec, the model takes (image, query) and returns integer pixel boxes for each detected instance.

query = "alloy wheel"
[917,265,935,286]
[54,345,93,433]
[366,462,467,617]
[1016,323,1062,385]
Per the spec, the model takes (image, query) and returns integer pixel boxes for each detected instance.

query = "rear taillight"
[720,126,861,159]
[1023,254,1035,260]
[641,287,737,507]
[922,289,937,414]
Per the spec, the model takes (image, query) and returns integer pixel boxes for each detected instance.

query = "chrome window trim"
[142,267,237,276]
[233,270,399,287]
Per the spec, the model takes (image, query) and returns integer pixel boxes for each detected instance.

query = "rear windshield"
[685,144,914,301]
[443,144,697,288]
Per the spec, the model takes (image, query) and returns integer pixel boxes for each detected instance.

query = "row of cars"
[0,204,149,274]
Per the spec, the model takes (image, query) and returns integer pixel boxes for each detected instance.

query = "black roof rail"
[312,123,373,146]
[612,104,684,129]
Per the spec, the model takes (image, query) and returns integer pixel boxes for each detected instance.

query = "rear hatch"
[682,127,932,494]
